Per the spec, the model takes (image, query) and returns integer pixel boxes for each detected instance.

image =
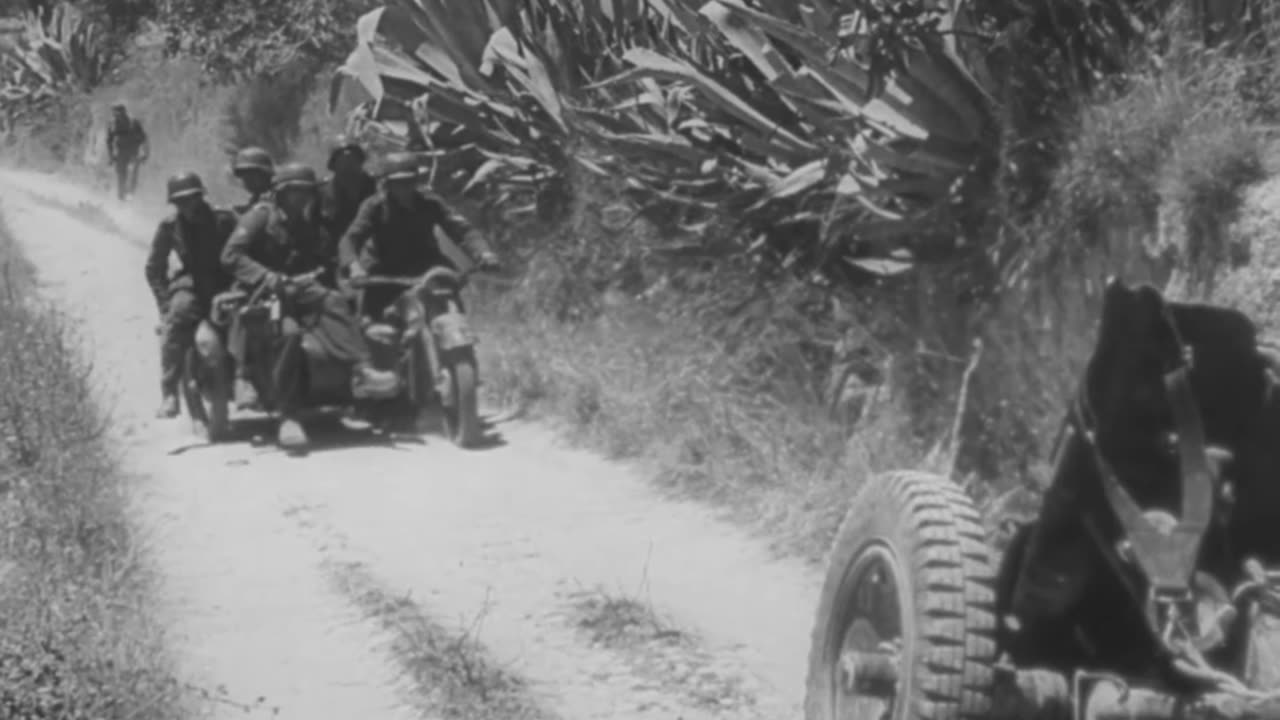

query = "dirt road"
[0,169,822,720]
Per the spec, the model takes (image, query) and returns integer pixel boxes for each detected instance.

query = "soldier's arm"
[315,225,339,288]
[144,220,173,312]
[357,221,381,273]
[214,210,239,252]
[429,196,491,263]
[136,121,150,161]
[220,208,273,287]
[338,196,379,271]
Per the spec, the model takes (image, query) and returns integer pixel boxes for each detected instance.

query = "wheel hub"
[835,546,904,719]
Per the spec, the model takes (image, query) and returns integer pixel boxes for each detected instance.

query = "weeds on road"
[567,586,757,713]
[0,211,191,718]
[326,557,550,720]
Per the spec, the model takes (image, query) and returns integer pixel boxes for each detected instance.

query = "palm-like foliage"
[1,2,105,107]
[330,0,1248,276]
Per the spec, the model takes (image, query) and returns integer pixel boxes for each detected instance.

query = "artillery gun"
[807,278,1280,720]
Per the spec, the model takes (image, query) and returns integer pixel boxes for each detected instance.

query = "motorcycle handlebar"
[348,266,480,291]
[247,267,325,305]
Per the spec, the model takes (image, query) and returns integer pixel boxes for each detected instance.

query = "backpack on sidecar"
[806,277,1280,720]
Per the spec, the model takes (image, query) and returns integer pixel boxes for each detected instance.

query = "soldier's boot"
[277,418,309,452]
[155,393,179,419]
[351,362,398,398]
[234,376,258,409]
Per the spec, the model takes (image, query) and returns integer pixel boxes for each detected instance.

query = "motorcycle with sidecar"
[347,266,484,448]
[179,265,485,448]
[807,278,1280,720]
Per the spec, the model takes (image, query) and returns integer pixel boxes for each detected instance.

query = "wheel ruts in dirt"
[805,470,998,720]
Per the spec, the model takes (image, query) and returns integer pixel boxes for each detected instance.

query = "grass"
[566,586,757,713]
[0,211,192,718]
[327,558,550,720]
[281,503,551,720]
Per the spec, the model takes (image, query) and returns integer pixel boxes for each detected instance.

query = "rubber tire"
[440,348,480,449]
[805,470,998,720]
[181,348,230,443]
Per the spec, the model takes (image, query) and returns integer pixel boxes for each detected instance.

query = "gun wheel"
[805,471,998,720]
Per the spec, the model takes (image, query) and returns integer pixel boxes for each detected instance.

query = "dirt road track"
[0,169,822,720]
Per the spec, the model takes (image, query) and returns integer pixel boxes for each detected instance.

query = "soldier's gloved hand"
[347,262,368,280]
[263,272,283,293]
[477,252,500,272]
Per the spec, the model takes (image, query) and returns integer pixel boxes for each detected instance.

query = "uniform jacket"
[221,202,337,289]
[233,189,273,215]
[318,172,377,245]
[338,190,491,276]
[107,116,148,161]
[144,203,238,312]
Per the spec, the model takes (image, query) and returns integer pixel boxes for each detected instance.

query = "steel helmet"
[327,134,366,171]
[272,162,319,191]
[381,152,420,182]
[232,146,274,176]
[166,172,206,202]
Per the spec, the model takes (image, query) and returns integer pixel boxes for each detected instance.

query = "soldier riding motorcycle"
[338,151,499,320]
[144,172,238,419]
[318,135,378,246]
[220,162,398,451]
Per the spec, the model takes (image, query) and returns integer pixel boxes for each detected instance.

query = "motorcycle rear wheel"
[181,348,230,443]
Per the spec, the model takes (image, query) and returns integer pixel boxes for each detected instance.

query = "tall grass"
[0,212,189,718]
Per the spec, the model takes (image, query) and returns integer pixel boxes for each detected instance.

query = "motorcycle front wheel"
[438,347,481,449]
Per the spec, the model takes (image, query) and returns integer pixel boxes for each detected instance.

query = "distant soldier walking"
[106,102,149,201]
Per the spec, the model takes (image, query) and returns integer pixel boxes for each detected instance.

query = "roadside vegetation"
[0,211,189,717]
[3,0,1278,571]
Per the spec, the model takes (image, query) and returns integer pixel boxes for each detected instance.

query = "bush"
[965,27,1271,497]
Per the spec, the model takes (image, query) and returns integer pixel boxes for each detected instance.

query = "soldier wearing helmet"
[221,162,398,450]
[144,172,238,418]
[106,102,149,201]
[231,146,275,214]
[339,151,499,320]
[317,134,377,245]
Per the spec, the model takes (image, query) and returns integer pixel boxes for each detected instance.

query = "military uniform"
[144,202,237,400]
[221,199,384,417]
[107,111,148,201]
[318,172,377,245]
[233,191,272,216]
[340,189,493,318]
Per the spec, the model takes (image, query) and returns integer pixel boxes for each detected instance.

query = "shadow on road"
[165,410,509,458]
